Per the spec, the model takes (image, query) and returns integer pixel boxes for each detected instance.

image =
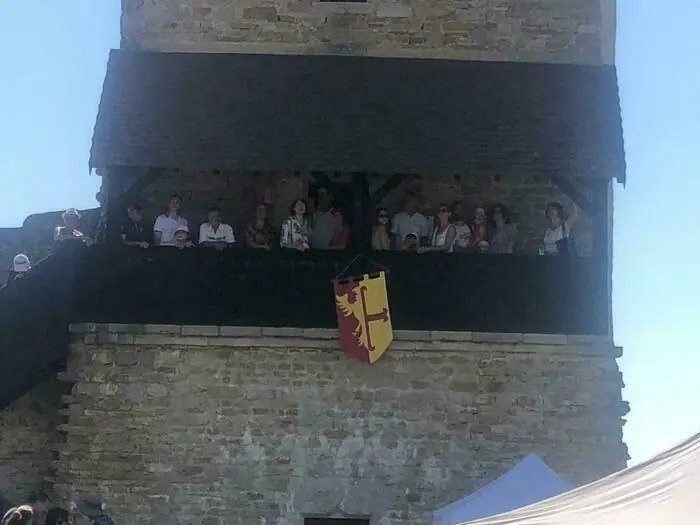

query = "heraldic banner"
[333,271,393,364]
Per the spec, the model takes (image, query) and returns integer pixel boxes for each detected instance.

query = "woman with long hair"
[487,203,517,254]
[280,199,312,251]
[418,203,457,253]
[543,201,578,255]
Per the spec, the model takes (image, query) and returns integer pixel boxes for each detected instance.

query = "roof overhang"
[90,50,626,183]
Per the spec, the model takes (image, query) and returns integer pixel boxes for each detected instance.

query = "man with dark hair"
[72,497,115,525]
[120,203,150,248]
[44,507,70,525]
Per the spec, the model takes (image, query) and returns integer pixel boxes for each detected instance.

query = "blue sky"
[1,2,698,464]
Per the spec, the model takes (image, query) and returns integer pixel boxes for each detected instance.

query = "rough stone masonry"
[50,324,627,525]
[121,0,617,65]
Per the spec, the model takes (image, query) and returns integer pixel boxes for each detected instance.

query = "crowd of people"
[0,494,114,525]
[66,188,579,254]
[3,186,579,287]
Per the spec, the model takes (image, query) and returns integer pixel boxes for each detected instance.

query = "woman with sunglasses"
[371,208,391,251]
[418,204,457,253]
[487,203,517,254]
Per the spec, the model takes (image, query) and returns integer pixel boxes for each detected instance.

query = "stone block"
[143,324,182,335]
[219,326,262,337]
[567,334,610,345]
[430,331,473,342]
[69,323,96,333]
[132,334,180,346]
[301,328,338,339]
[523,333,568,345]
[242,7,279,22]
[377,4,413,19]
[394,330,430,341]
[261,327,303,337]
[181,325,219,336]
[472,332,524,343]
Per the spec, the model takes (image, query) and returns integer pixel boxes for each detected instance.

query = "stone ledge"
[69,324,617,356]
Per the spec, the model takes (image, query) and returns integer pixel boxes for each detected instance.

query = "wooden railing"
[72,246,608,335]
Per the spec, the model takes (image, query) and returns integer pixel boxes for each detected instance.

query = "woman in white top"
[280,199,312,251]
[153,194,189,247]
[418,204,457,253]
[543,202,578,255]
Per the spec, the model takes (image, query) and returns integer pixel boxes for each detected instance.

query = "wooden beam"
[309,171,343,197]
[550,176,596,218]
[104,167,165,243]
[371,173,408,207]
[350,172,371,250]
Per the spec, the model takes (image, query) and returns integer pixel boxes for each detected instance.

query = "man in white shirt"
[153,194,188,246]
[310,187,335,249]
[391,193,429,250]
[199,207,235,250]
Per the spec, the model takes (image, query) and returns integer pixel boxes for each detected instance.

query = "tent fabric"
[434,455,572,525]
[460,432,700,525]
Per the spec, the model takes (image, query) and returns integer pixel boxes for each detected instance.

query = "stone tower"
[0,1,626,524]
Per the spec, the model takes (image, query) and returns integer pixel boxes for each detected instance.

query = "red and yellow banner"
[333,271,393,364]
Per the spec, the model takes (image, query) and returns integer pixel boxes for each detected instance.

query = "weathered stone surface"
[53,325,626,523]
[120,0,609,65]
[0,380,66,504]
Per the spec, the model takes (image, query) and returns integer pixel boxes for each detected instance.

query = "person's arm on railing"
[153,216,164,246]
[418,225,457,253]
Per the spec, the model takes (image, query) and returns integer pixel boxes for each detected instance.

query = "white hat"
[62,208,81,220]
[174,225,189,234]
[13,253,31,273]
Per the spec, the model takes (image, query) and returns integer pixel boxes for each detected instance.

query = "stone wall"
[54,323,627,524]
[0,380,65,505]
[121,0,612,65]
[124,169,595,255]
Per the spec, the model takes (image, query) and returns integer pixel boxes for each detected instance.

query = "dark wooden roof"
[90,50,626,182]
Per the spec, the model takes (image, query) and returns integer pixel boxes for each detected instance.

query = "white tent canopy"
[460,432,700,525]
[434,454,572,525]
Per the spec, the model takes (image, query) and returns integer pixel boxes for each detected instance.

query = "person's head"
[173,225,189,246]
[72,496,106,519]
[316,187,333,212]
[61,209,81,229]
[437,203,453,226]
[2,508,33,525]
[375,208,390,227]
[473,204,487,226]
[545,202,565,227]
[126,204,143,222]
[290,199,308,217]
[207,207,222,227]
[255,203,268,221]
[489,203,511,227]
[167,194,182,215]
[403,233,419,251]
[44,507,70,525]
[451,201,464,221]
[12,254,30,273]
[403,193,419,214]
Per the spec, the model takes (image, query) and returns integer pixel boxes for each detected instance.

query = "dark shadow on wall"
[0,379,70,504]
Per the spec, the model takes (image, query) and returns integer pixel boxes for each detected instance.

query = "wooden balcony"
[72,246,608,335]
